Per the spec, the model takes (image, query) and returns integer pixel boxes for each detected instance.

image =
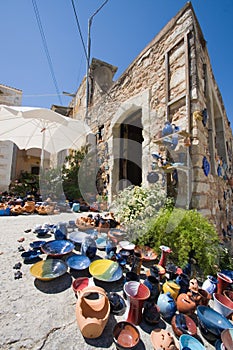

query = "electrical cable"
[31,0,63,105]
[70,0,88,62]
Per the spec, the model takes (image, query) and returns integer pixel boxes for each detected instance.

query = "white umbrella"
[0,105,90,168]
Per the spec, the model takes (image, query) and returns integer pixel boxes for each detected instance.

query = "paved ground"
[0,212,224,349]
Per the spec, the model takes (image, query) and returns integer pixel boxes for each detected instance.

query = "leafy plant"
[136,206,220,277]
[110,184,168,241]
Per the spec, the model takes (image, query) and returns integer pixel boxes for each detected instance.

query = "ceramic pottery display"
[89,259,122,282]
[157,292,176,321]
[162,280,180,300]
[223,289,233,302]
[179,334,206,350]
[75,286,110,338]
[189,277,199,292]
[41,239,74,257]
[143,275,160,302]
[176,293,196,315]
[54,222,67,240]
[221,328,233,350]
[30,259,68,281]
[161,121,173,136]
[112,321,140,350]
[189,288,211,306]
[81,236,97,259]
[143,302,160,325]
[124,281,150,325]
[131,251,142,275]
[171,313,197,338]
[158,245,172,268]
[134,245,157,262]
[30,240,46,250]
[66,254,90,270]
[68,230,89,245]
[217,272,232,294]
[72,277,89,296]
[213,293,233,318]
[202,275,218,296]
[175,273,189,294]
[21,250,41,263]
[197,305,233,337]
[108,292,126,316]
[150,328,179,350]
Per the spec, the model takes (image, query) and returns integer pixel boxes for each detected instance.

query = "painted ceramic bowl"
[213,293,233,318]
[95,236,107,250]
[89,259,122,282]
[41,240,74,257]
[179,334,205,350]
[119,240,135,251]
[108,292,126,316]
[66,254,90,270]
[223,289,233,302]
[72,277,89,294]
[197,305,233,337]
[113,321,140,350]
[34,228,50,237]
[171,313,197,338]
[221,328,233,349]
[21,250,41,263]
[68,230,88,244]
[29,240,46,250]
[134,245,157,262]
[30,259,68,281]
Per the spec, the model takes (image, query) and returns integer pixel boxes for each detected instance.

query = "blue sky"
[1,1,233,123]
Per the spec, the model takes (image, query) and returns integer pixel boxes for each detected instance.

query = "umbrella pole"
[40,128,45,169]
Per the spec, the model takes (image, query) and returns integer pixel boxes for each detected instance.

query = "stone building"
[68,2,232,236]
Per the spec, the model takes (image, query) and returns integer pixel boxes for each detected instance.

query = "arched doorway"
[113,110,143,192]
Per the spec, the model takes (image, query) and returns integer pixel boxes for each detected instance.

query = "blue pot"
[157,292,176,321]
[54,222,67,240]
[162,121,173,136]
[176,273,189,294]
[81,236,97,259]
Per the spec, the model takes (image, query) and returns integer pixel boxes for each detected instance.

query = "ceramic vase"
[54,222,67,240]
[217,272,232,294]
[158,245,172,268]
[81,236,97,259]
[157,292,176,321]
[162,280,180,300]
[131,251,142,275]
[202,275,218,296]
[75,286,110,338]
[175,273,189,294]
[143,275,160,303]
[124,281,150,325]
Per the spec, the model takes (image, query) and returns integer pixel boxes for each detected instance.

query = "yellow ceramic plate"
[89,259,122,282]
[30,259,68,281]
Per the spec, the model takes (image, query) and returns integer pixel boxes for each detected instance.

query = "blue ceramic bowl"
[41,240,74,257]
[197,305,233,337]
[34,228,49,237]
[21,250,41,262]
[30,240,46,250]
[179,334,205,350]
[66,254,90,270]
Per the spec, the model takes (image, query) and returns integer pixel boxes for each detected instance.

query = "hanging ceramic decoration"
[162,121,173,136]
[202,156,210,176]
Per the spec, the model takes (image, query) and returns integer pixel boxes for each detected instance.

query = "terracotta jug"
[75,286,110,338]
[176,293,196,315]
[217,272,232,294]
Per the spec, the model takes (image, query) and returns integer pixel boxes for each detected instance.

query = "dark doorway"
[119,111,143,190]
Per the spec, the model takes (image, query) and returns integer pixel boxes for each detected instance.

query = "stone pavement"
[0,212,221,349]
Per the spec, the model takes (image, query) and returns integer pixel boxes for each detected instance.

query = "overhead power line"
[70,0,88,62]
[31,0,63,105]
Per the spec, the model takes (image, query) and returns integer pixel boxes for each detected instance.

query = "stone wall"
[70,3,233,236]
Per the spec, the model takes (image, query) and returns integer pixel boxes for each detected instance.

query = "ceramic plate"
[30,259,68,280]
[89,259,122,282]
[41,240,74,256]
[66,254,90,270]
[68,231,89,244]
[119,240,135,251]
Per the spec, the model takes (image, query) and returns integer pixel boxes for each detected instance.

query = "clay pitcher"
[217,272,232,294]
[75,286,110,338]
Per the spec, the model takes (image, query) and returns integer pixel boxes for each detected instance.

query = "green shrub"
[136,206,220,277]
